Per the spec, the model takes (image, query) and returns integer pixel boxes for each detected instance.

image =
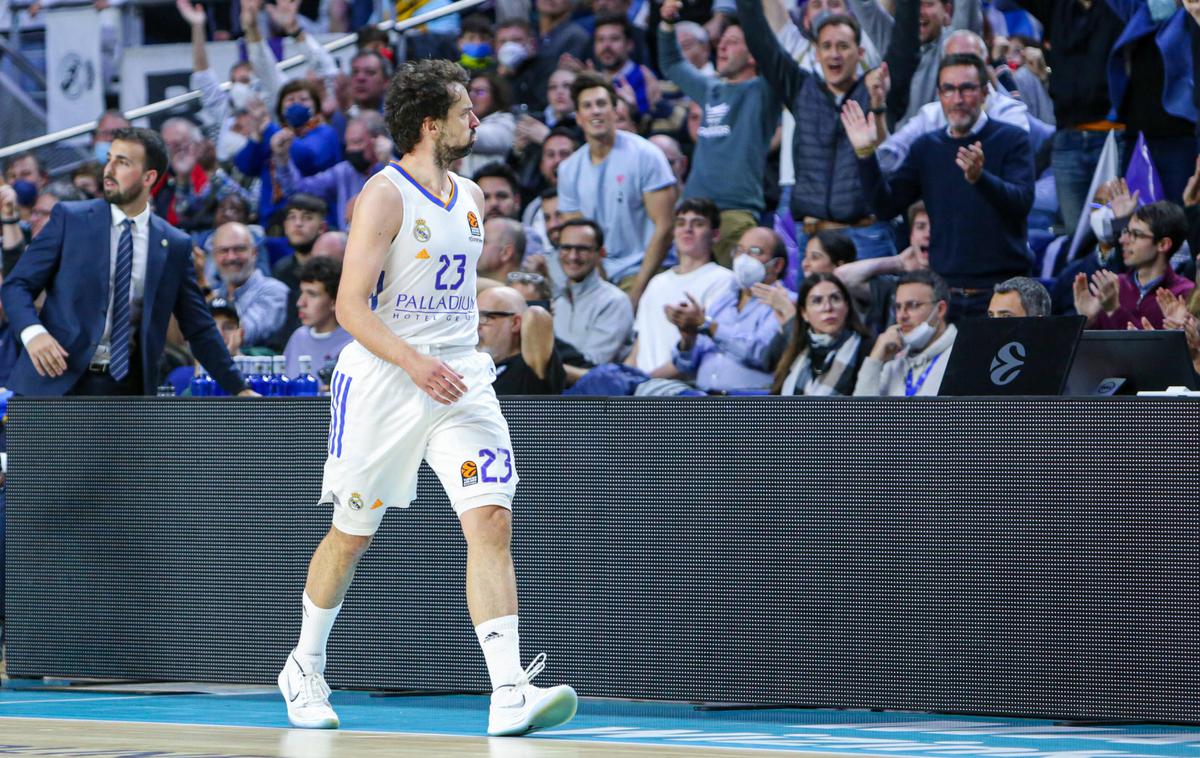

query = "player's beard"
[434,130,476,170]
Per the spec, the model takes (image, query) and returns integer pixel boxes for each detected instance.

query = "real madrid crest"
[414,218,432,243]
[349,492,364,511]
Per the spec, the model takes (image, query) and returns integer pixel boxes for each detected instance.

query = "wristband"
[854,146,876,159]
[869,106,887,115]
[1,216,19,225]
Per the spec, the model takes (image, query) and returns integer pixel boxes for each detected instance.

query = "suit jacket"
[1,198,244,396]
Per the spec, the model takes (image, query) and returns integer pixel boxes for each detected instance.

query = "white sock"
[295,592,341,671]
[475,614,523,691]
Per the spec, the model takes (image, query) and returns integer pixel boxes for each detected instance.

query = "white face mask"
[901,306,941,351]
[497,41,530,69]
[216,130,250,162]
[733,254,766,289]
[1090,205,1115,246]
[228,81,261,110]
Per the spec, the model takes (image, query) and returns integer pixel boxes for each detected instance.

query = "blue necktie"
[109,219,134,381]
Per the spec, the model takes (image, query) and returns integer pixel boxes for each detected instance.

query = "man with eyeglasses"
[1072,201,1195,330]
[208,221,290,347]
[552,219,634,381]
[667,225,789,393]
[477,286,564,395]
[843,52,1035,321]
[854,268,956,396]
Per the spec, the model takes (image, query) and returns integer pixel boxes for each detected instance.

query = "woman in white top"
[459,72,518,178]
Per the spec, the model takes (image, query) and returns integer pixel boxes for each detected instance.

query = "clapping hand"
[955,142,984,184]
[664,293,705,333]
[1090,269,1121,314]
[751,281,796,325]
[1156,288,1191,329]
[1183,157,1200,208]
[865,62,890,111]
[1108,178,1140,218]
[839,100,878,154]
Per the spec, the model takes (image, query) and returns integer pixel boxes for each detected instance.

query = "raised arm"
[520,305,556,380]
[736,0,809,105]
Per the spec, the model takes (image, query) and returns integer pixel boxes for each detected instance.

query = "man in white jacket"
[854,268,956,396]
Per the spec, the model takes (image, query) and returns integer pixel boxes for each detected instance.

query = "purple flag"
[1124,132,1165,204]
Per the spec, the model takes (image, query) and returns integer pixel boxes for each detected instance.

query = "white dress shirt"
[20,202,152,364]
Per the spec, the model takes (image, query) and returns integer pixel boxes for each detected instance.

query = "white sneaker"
[487,653,578,737]
[278,651,340,729]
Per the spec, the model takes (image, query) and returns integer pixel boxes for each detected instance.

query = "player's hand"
[751,281,796,325]
[865,62,890,111]
[28,332,70,377]
[237,388,261,397]
[870,324,904,362]
[404,351,468,405]
[175,0,206,27]
[897,244,928,272]
[661,0,683,22]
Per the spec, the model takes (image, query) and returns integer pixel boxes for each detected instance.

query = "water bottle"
[291,355,319,397]
[189,369,215,397]
[250,357,272,395]
[269,355,290,397]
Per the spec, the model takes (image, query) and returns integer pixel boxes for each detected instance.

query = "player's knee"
[327,526,373,558]
[460,505,512,550]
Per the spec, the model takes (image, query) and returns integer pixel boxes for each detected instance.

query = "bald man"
[478,218,526,287]
[477,286,564,395]
[210,222,289,346]
[312,231,348,261]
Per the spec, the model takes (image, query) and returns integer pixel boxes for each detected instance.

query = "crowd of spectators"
[3,0,1200,398]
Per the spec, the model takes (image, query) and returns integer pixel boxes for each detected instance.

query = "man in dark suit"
[1,128,248,396]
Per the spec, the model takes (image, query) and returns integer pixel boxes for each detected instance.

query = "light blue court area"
[1,685,1200,756]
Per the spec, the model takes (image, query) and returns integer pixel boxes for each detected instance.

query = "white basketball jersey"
[373,162,484,347]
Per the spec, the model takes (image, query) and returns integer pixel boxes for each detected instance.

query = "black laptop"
[1063,330,1198,395]
[939,316,1085,396]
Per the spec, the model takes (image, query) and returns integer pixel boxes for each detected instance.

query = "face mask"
[733,254,766,289]
[345,150,372,173]
[497,41,530,69]
[12,180,38,208]
[1090,205,1115,246]
[217,130,249,162]
[229,81,257,110]
[93,141,111,164]
[462,42,493,59]
[808,329,836,348]
[901,307,940,351]
[1147,0,1177,23]
[284,103,313,128]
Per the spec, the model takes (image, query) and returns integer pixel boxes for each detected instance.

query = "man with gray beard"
[209,221,289,346]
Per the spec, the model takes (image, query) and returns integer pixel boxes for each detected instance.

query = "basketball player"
[277,59,578,737]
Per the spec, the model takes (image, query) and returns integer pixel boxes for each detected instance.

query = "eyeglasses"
[479,310,517,323]
[807,292,846,308]
[1120,227,1155,242]
[733,245,766,257]
[937,82,982,98]
[559,244,597,255]
[893,300,933,314]
[507,271,546,285]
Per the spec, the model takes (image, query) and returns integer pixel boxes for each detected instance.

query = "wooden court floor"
[0,716,846,757]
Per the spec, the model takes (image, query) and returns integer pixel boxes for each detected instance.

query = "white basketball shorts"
[319,341,519,536]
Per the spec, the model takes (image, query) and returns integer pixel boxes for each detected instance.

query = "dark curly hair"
[385,58,470,157]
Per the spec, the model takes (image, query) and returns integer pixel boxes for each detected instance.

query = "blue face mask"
[1147,0,1177,22]
[283,103,313,128]
[93,141,111,164]
[12,180,38,208]
[462,42,493,59]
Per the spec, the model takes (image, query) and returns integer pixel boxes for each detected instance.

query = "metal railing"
[0,0,486,160]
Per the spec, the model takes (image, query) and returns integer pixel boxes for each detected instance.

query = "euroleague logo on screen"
[989,341,1026,386]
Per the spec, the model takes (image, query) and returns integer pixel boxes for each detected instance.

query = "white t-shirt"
[633,262,735,373]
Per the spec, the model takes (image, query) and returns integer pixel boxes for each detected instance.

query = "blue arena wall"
[6,397,1200,722]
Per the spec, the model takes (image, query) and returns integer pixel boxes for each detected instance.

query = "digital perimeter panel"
[7,397,1200,722]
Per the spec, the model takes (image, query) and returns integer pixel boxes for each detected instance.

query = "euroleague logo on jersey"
[467,211,481,238]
